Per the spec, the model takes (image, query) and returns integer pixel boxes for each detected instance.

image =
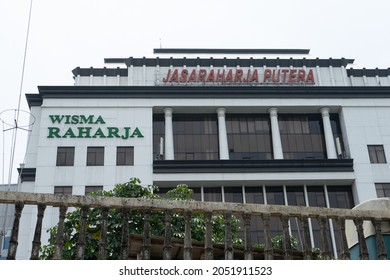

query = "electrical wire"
[0,0,34,256]
[9,0,34,189]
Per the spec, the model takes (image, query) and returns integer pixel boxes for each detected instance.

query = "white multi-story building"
[16,48,390,259]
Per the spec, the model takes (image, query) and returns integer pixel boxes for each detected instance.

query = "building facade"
[16,48,390,259]
[0,184,17,259]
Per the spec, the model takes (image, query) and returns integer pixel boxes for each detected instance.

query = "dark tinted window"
[368,145,387,163]
[226,114,272,160]
[56,147,75,166]
[87,147,104,166]
[117,147,134,166]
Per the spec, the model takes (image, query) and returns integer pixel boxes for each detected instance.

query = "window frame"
[375,183,390,198]
[86,147,105,166]
[116,146,134,166]
[56,147,75,166]
[85,185,103,195]
[368,145,387,163]
[54,186,73,195]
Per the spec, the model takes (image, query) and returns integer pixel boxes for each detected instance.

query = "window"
[327,185,354,209]
[172,114,219,160]
[85,186,103,195]
[375,183,390,198]
[191,188,201,201]
[87,147,104,166]
[54,186,72,195]
[307,186,326,207]
[224,187,243,203]
[116,147,134,166]
[203,187,222,202]
[226,114,273,160]
[286,186,306,206]
[368,145,387,163]
[56,147,75,166]
[245,187,264,204]
[158,187,175,199]
[2,236,10,250]
[153,114,165,159]
[279,114,326,159]
[266,186,285,205]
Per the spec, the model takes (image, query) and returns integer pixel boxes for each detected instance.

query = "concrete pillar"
[316,65,322,86]
[341,66,348,86]
[164,108,174,160]
[268,107,284,159]
[128,65,134,86]
[329,66,335,86]
[216,108,229,160]
[320,107,337,159]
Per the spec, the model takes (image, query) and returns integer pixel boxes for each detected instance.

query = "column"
[320,107,337,159]
[163,210,173,260]
[204,212,214,260]
[216,108,229,160]
[224,212,234,260]
[164,108,174,160]
[183,212,192,260]
[268,107,283,159]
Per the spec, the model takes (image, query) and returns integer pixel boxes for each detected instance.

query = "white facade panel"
[24,107,42,168]
[371,165,390,182]
[379,77,390,86]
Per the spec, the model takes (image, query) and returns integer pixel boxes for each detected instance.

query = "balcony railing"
[0,191,389,260]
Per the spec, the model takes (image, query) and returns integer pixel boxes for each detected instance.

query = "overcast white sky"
[1,0,390,183]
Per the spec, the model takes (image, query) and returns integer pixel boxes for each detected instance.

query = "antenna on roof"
[0,0,35,257]
[159,38,162,49]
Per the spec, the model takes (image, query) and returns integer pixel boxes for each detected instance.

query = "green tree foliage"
[40,178,241,259]
[271,235,299,251]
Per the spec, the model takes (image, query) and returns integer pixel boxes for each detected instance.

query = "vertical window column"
[268,107,283,159]
[164,108,174,160]
[320,108,337,159]
[216,108,229,160]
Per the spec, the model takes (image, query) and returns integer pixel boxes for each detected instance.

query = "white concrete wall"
[23,106,41,169]
[341,106,390,204]
[16,104,154,259]
[35,105,154,191]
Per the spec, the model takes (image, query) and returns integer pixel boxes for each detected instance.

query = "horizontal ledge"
[153,48,311,55]
[153,159,354,173]
[17,168,36,182]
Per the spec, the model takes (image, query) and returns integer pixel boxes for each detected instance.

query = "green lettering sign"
[47,115,143,140]
[130,127,144,138]
[48,127,61,138]
[62,128,76,138]
[92,128,106,138]
[77,127,92,138]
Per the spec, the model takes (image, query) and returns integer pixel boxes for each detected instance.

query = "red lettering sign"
[235,69,243,82]
[179,69,188,83]
[198,69,206,82]
[188,69,197,82]
[225,69,233,82]
[263,69,272,82]
[216,69,225,82]
[162,67,315,85]
[306,69,314,83]
[170,69,179,83]
[206,69,215,82]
